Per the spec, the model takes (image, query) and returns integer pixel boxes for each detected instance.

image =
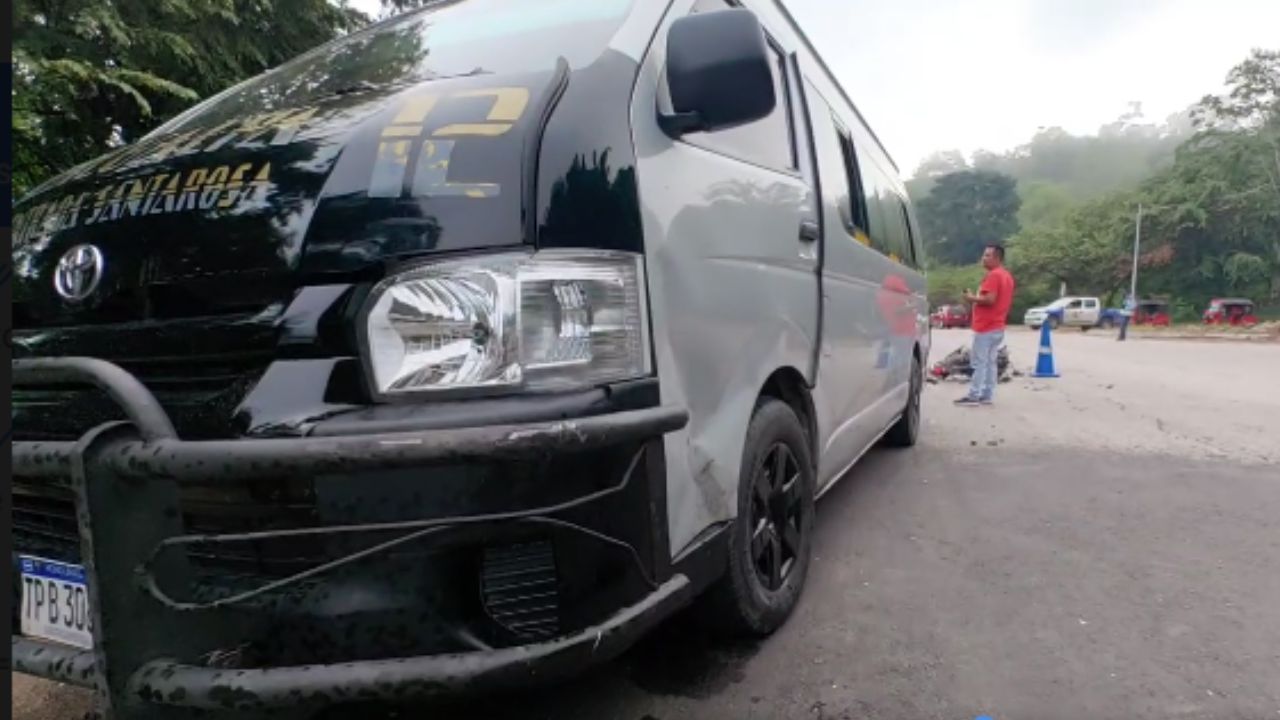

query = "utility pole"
[1129,203,1142,302]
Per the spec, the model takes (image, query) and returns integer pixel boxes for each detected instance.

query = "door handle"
[799,219,820,242]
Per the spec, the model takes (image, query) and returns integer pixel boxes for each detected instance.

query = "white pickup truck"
[1024,296,1122,330]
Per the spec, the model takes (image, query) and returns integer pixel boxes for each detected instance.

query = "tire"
[703,398,816,637]
[1048,315,1061,330]
[883,354,922,448]
[1099,317,1114,330]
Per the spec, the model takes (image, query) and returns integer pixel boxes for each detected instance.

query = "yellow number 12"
[368,87,530,199]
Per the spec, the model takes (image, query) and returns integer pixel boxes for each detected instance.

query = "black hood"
[12,68,563,328]
[9,0,649,441]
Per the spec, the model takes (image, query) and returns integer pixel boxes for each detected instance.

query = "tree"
[13,0,366,197]
[1167,48,1280,302]
[913,150,969,178]
[1009,193,1133,298]
[1003,48,1280,310]
[924,264,984,307]
[1017,181,1075,231]
[915,170,1021,265]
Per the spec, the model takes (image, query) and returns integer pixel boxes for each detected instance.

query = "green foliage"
[1137,49,1280,304]
[1008,191,1134,297]
[13,0,366,197]
[972,118,1190,201]
[915,170,1021,265]
[917,48,1280,317]
[924,264,985,307]
[1017,181,1075,231]
[909,106,1192,208]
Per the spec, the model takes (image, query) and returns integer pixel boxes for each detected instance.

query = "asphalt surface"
[14,327,1280,720]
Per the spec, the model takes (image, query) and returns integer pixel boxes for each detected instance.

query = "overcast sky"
[349,0,1280,174]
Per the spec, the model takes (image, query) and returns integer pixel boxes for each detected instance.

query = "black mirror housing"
[663,9,776,135]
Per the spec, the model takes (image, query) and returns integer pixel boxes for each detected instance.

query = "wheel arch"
[758,367,818,468]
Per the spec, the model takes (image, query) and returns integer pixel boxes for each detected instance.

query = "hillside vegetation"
[910,49,1279,321]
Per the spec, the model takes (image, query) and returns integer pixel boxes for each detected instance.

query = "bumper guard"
[11,358,690,719]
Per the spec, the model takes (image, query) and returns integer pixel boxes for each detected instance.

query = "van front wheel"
[705,398,815,637]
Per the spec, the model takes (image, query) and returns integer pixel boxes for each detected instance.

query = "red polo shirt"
[972,266,1015,333]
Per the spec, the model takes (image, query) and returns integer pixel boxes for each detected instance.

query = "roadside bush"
[926,264,984,308]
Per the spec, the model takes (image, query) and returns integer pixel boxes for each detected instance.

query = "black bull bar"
[11,358,691,719]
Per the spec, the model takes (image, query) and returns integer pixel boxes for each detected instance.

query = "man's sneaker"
[954,397,981,406]
[979,398,993,406]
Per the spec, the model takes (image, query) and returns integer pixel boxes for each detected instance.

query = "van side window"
[898,201,919,268]
[859,160,893,258]
[856,153,913,264]
[905,203,925,268]
[670,4,797,172]
[874,188,912,265]
[834,126,870,236]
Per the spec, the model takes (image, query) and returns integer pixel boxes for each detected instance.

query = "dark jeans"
[1118,316,1130,341]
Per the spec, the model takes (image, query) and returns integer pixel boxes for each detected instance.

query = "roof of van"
[768,0,899,174]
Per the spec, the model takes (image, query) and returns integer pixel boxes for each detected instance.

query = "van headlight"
[361,250,650,396]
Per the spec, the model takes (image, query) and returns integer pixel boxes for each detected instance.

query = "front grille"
[12,492,81,564]
[480,541,561,640]
[11,484,325,578]
[12,350,270,441]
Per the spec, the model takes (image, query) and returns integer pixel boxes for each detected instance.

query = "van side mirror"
[660,9,777,136]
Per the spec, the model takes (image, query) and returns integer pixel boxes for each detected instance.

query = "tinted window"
[834,125,870,235]
[671,5,797,172]
[898,201,919,268]
[877,190,912,264]
[858,158,893,257]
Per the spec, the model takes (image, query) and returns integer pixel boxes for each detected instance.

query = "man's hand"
[966,288,996,306]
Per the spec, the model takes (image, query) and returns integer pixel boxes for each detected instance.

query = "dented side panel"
[629,0,821,555]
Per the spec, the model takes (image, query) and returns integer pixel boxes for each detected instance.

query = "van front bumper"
[13,577,690,711]
[11,358,692,718]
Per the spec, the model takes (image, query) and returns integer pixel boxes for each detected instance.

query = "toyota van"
[11,0,929,716]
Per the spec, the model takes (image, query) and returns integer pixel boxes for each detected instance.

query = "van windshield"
[155,0,635,133]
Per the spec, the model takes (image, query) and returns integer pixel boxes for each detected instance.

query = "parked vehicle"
[931,304,970,328]
[10,2,930,717]
[1023,296,1118,330]
[1133,299,1171,326]
[1203,297,1259,326]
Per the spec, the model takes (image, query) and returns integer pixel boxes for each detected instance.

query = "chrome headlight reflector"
[363,251,649,395]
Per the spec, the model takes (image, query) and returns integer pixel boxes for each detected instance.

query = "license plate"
[19,555,94,650]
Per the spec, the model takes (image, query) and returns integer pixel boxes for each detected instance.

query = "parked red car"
[931,304,970,329]
[1203,298,1259,327]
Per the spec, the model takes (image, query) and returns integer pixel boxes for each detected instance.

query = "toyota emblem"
[53,244,106,302]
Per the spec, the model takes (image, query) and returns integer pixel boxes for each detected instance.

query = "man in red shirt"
[956,244,1015,406]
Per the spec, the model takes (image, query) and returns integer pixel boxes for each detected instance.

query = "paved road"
[15,328,1280,720]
